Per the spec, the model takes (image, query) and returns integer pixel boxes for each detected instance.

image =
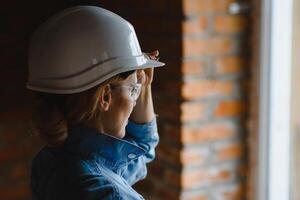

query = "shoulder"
[61,157,129,200]
[61,157,143,200]
[32,148,121,199]
[31,147,143,200]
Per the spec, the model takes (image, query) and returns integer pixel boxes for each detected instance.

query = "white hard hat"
[26,6,165,94]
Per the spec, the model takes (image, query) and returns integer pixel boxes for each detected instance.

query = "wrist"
[129,84,155,124]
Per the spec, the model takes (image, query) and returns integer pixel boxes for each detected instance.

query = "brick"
[0,127,21,143]
[212,183,244,200]
[0,123,31,143]
[182,16,208,35]
[0,146,25,163]
[180,102,207,122]
[182,60,206,76]
[180,148,209,165]
[181,167,231,189]
[214,100,245,118]
[214,15,249,34]
[10,164,29,179]
[0,138,41,164]
[182,38,199,56]
[181,122,237,144]
[215,56,245,75]
[182,80,233,100]
[214,142,244,161]
[183,38,235,56]
[0,185,30,199]
[0,107,31,123]
[182,194,208,200]
[183,0,236,14]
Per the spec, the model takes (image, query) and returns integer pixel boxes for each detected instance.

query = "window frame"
[258,0,293,199]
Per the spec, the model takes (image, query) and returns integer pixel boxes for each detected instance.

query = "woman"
[27,6,165,200]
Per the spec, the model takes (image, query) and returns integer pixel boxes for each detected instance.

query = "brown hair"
[30,70,135,147]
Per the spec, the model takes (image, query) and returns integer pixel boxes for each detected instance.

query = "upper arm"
[59,159,120,200]
[74,174,119,200]
[72,166,142,200]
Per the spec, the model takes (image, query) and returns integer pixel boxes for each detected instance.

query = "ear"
[99,84,112,112]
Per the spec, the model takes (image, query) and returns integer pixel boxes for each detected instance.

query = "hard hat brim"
[27,55,165,94]
[138,58,165,69]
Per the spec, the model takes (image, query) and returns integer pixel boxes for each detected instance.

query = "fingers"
[145,50,159,60]
[149,50,159,60]
[137,67,154,86]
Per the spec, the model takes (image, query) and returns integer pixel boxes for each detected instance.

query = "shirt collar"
[64,125,146,167]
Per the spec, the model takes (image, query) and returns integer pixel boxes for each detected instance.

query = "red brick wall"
[0,2,44,199]
[0,0,252,199]
[176,0,250,199]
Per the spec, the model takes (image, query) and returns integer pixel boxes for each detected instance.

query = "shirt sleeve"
[125,116,159,163]
[121,117,159,185]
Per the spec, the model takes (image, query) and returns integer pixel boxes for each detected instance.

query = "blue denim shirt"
[30,118,159,200]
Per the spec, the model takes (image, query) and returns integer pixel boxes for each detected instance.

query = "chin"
[115,121,128,139]
[118,131,126,139]
[116,127,126,139]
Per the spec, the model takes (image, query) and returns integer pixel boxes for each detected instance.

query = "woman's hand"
[129,50,159,123]
[137,50,159,86]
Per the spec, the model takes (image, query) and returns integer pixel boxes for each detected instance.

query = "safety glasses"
[110,83,142,101]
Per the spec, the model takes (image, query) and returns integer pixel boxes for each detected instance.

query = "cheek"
[122,98,134,117]
[113,95,133,119]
